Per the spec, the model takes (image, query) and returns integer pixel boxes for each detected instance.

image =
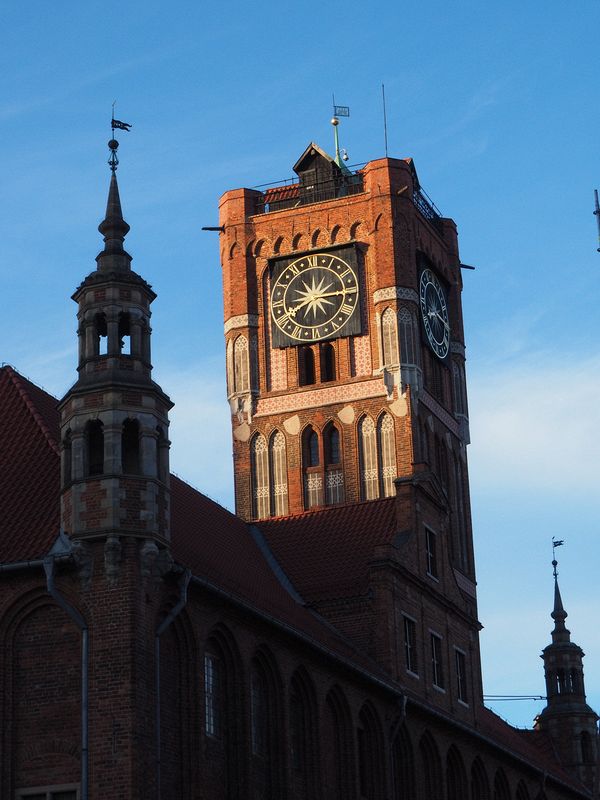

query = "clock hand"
[290,287,356,313]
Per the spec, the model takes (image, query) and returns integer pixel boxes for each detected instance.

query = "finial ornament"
[108,101,132,173]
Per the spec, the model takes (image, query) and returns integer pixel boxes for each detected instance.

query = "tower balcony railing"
[251,167,444,234]
[253,170,365,215]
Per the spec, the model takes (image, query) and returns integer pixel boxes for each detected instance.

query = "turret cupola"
[536,550,599,792]
[58,137,173,548]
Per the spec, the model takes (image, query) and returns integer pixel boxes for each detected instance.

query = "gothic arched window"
[493,769,510,800]
[392,725,415,800]
[320,342,336,382]
[302,426,322,509]
[381,307,399,367]
[324,422,344,505]
[324,687,355,799]
[471,758,491,800]
[358,416,378,501]
[269,430,288,517]
[250,652,284,798]
[204,649,224,739]
[233,335,250,393]
[377,412,396,497]
[399,307,418,366]
[418,732,443,800]
[86,419,104,476]
[226,338,234,396]
[289,669,318,798]
[251,433,269,519]
[446,746,467,800]
[122,418,140,474]
[516,779,530,800]
[299,346,316,386]
[357,703,385,800]
[62,429,72,486]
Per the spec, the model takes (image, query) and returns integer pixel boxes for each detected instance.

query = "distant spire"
[550,553,571,644]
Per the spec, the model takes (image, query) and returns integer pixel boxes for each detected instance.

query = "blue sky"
[1,1,598,728]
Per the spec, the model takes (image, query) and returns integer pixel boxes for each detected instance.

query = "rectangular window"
[455,649,468,704]
[17,789,79,800]
[403,616,418,675]
[425,528,438,579]
[431,633,445,690]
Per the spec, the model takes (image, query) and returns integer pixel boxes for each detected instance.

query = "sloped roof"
[0,366,60,563]
[259,498,398,603]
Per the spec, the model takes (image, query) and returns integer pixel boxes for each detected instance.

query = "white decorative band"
[255,378,386,417]
[373,286,419,304]
[224,314,259,335]
[451,341,465,356]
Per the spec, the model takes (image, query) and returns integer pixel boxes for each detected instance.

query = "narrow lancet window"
[377,413,396,497]
[299,346,316,386]
[324,423,344,505]
[119,312,131,355]
[95,312,108,356]
[251,434,269,519]
[86,419,104,476]
[233,335,250,393]
[381,307,399,367]
[359,416,378,500]
[320,342,336,382]
[269,431,288,516]
[122,418,141,474]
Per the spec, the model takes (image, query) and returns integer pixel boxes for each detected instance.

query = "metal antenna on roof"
[382,83,389,158]
[593,190,600,252]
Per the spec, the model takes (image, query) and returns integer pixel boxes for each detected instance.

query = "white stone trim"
[255,378,386,417]
[224,314,259,335]
[373,286,418,304]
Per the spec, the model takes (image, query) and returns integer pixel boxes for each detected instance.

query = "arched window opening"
[203,628,244,797]
[493,769,510,800]
[418,732,443,800]
[324,423,344,505]
[359,416,379,501]
[251,666,268,757]
[62,429,72,486]
[250,653,284,799]
[516,779,530,800]
[299,346,316,386]
[556,668,567,694]
[95,312,108,356]
[324,688,355,799]
[251,434,269,520]
[156,426,168,482]
[289,671,318,799]
[580,730,593,764]
[269,431,288,517]
[233,335,250,393]
[204,650,223,739]
[446,746,467,800]
[357,704,384,800]
[302,426,322,509]
[118,312,131,355]
[122,418,141,474]
[392,725,414,800]
[377,413,396,497]
[399,307,417,365]
[471,758,491,800]
[570,668,581,693]
[226,339,234,395]
[320,342,336,382]
[382,307,399,367]
[86,419,104,476]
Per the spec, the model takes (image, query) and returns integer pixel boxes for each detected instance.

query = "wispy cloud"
[468,353,600,492]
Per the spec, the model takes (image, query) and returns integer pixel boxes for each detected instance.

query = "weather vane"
[331,94,350,168]
[108,101,132,173]
[551,536,565,579]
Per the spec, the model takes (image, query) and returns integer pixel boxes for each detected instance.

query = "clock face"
[270,250,361,346]
[419,268,450,359]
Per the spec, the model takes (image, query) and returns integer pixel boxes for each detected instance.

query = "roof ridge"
[1,366,60,455]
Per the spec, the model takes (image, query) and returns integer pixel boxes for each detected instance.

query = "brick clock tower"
[219,141,473,578]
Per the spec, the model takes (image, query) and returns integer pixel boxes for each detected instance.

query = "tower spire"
[97,136,131,272]
[550,543,570,643]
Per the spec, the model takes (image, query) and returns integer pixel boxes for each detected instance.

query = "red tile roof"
[0,366,60,562]
[259,498,398,603]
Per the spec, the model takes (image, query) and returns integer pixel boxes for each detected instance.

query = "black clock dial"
[419,268,450,359]
[270,252,360,345]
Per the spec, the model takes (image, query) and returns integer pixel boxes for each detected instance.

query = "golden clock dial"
[270,252,360,345]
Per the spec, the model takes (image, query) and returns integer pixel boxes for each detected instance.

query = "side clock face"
[419,268,450,359]
[270,251,361,346]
